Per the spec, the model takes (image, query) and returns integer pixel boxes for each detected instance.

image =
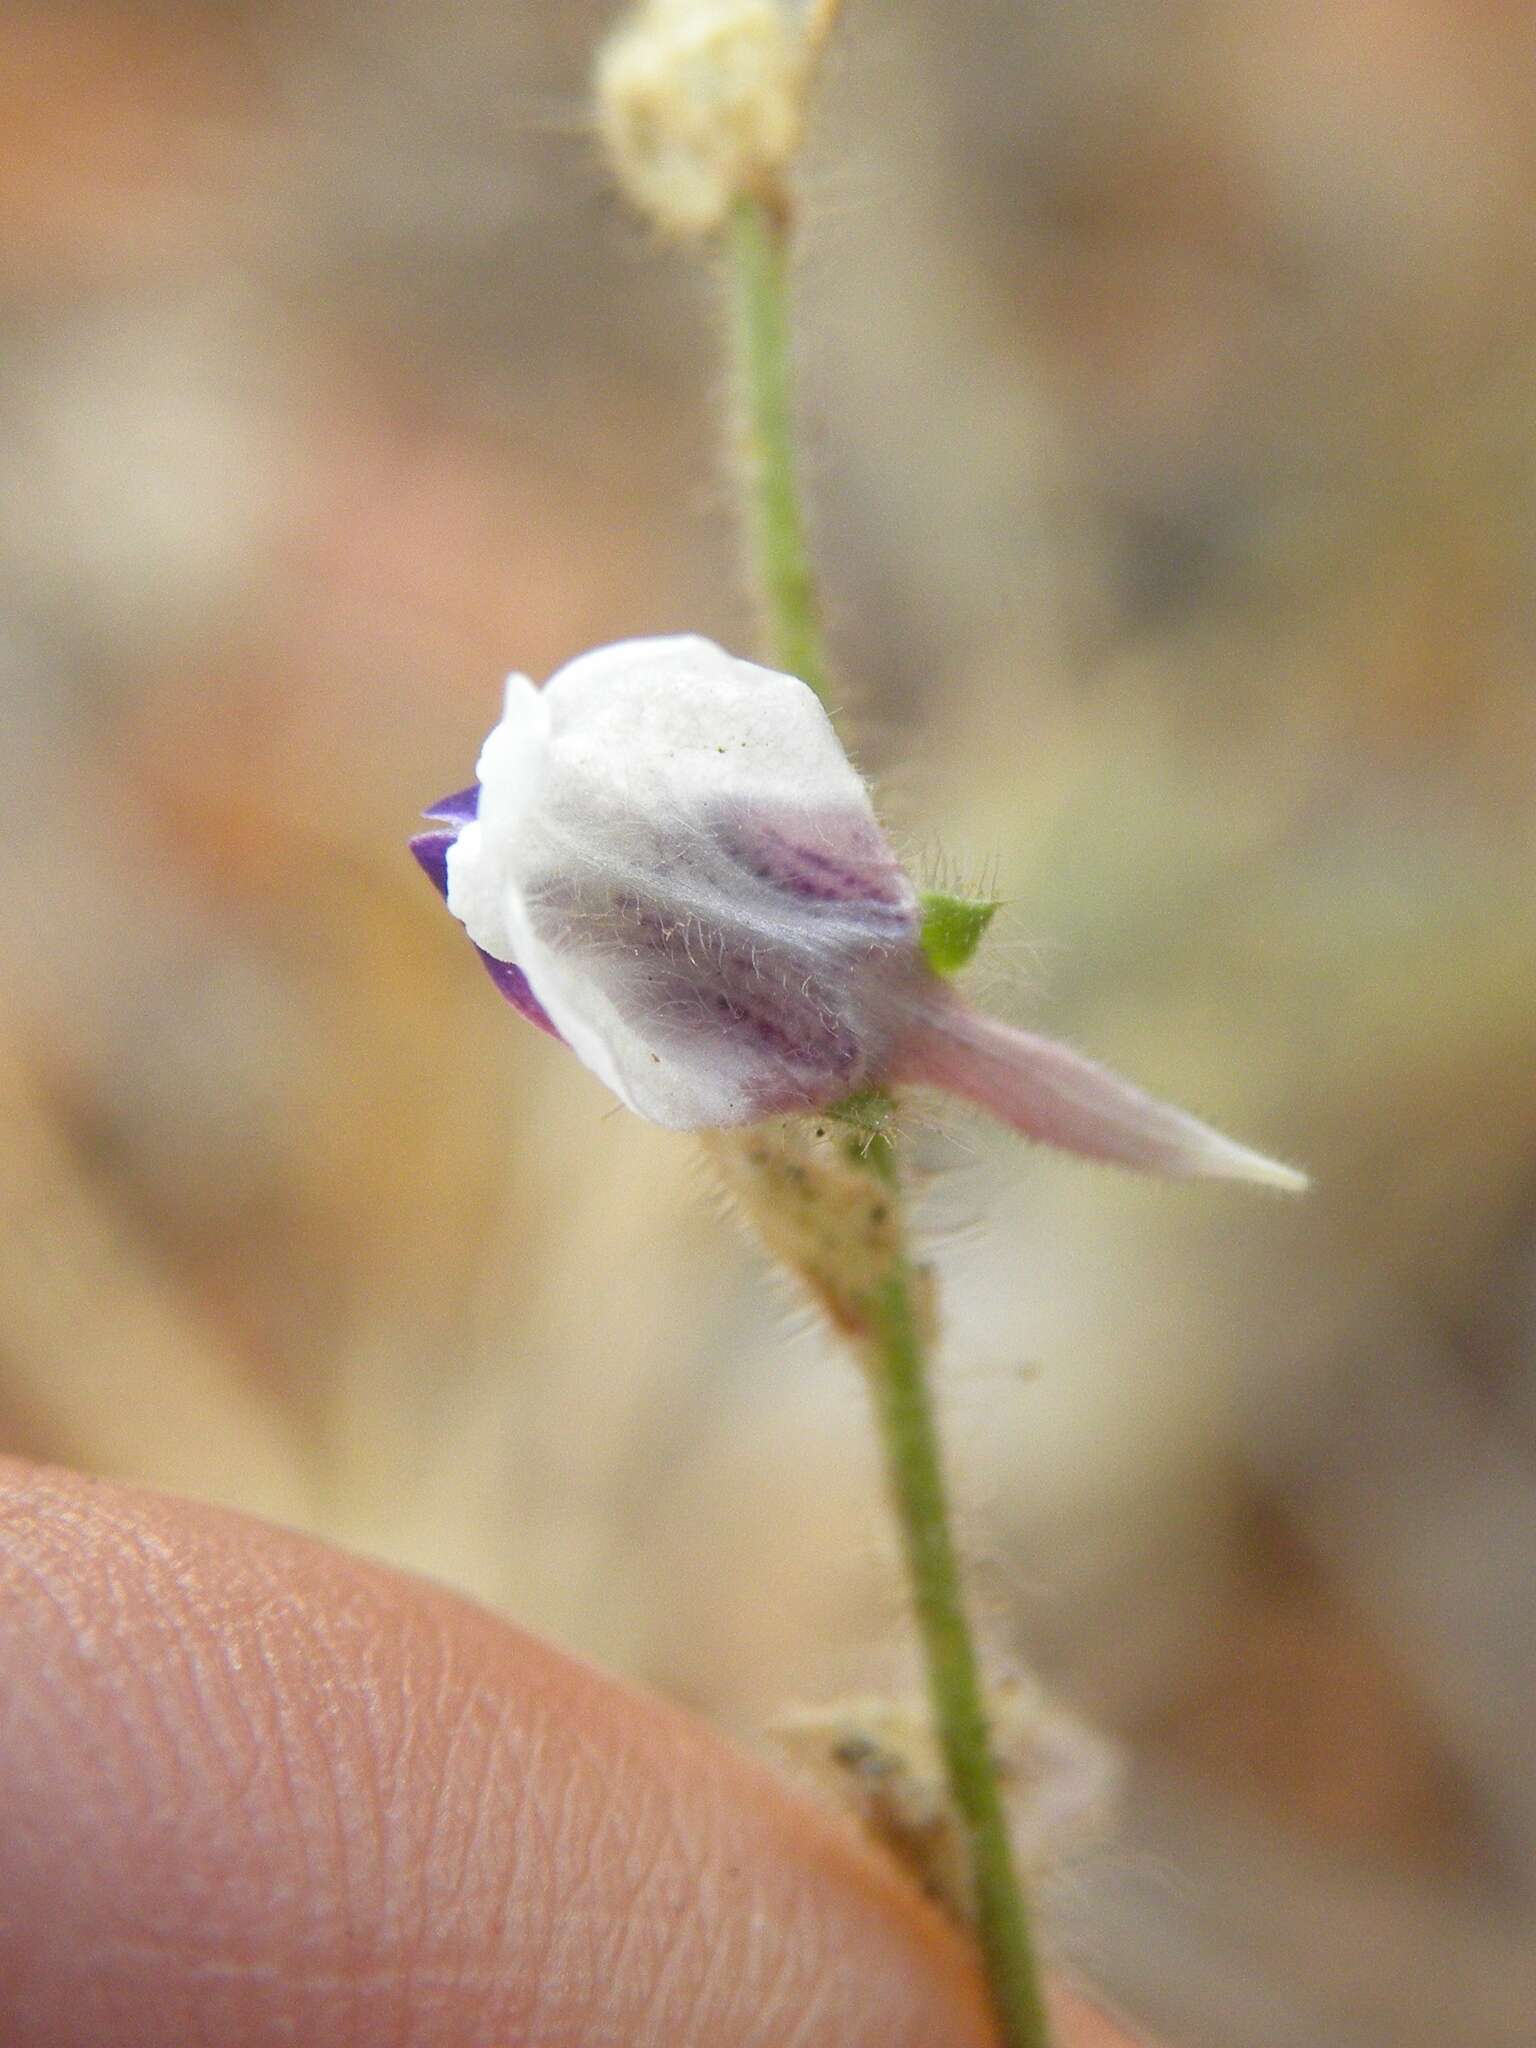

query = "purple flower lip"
[423,787,480,826]
[410,791,561,1042]
[408,828,453,897]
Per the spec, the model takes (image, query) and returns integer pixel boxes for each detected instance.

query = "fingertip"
[0,1458,1000,2048]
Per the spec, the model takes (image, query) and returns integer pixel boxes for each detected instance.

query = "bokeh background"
[3,3,1534,2042]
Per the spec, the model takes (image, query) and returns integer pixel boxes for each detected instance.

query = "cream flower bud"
[596,0,810,235]
[412,635,1306,1190]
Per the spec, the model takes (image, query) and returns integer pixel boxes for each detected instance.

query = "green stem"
[721,192,1051,2048]
[867,1270,1051,2048]
[726,196,832,705]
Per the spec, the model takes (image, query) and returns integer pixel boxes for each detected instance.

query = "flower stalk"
[726,194,831,707]
[864,1260,1051,2048]
[719,177,1052,2048]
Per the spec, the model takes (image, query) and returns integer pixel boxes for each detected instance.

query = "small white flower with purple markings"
[412,635,1304,1188]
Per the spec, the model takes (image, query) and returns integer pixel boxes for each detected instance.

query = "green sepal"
[918,891,1000,976]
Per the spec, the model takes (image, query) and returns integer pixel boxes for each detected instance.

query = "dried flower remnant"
[412,635,1305,1190]
[774,1686,1119,1920]
[700,1114,929,1342]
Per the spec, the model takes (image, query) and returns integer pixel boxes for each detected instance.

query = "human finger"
[0,1459,1138,2047]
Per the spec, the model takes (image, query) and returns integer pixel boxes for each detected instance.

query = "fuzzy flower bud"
[596,0,811,235]
[412,635,1306,1190]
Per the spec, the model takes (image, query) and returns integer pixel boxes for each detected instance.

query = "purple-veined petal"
[445,640,922,1126]
[720,801,917,924]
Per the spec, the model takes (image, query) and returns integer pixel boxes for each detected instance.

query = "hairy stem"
[726,195,831,706]
[721,195,1051,2048]
[865,1261,1051,2048]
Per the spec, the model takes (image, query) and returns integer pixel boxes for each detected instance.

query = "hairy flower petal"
[444,636,920,1126]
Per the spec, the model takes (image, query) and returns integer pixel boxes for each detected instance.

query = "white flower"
[413,635,1305,1189]
[435,635,918,1127]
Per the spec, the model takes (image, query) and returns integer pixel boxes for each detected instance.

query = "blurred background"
[3,2,1534,2041]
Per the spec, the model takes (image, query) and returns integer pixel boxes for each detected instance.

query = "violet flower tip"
[408,830,453,899]
[423,786,480,826]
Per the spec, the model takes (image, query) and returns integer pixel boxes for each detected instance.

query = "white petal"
[541,634,871,812]
[443,673,548,963]
[445,636,919,1127]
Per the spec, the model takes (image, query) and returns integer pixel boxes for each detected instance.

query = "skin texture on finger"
[0,1460,1140,2048]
